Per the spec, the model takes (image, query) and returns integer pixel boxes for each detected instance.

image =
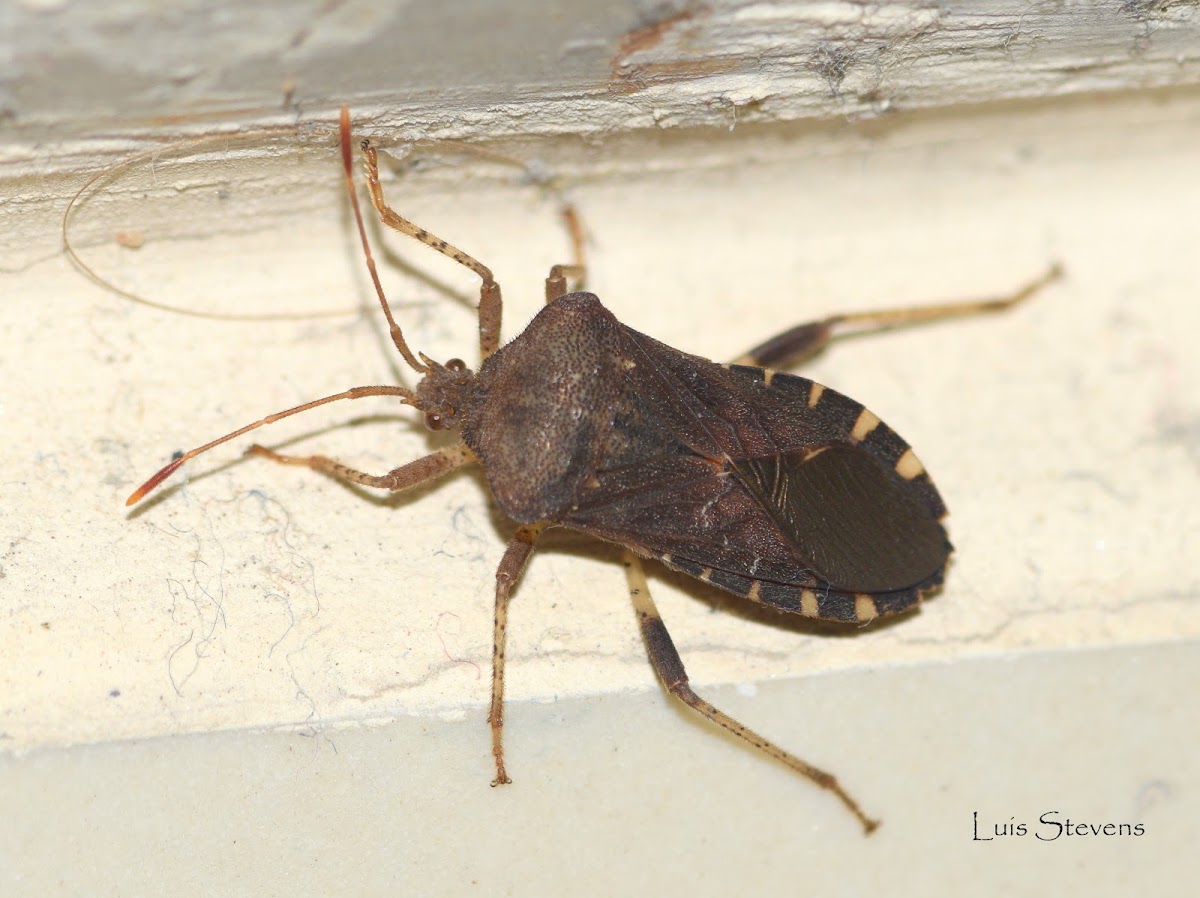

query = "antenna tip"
[339,107,354,170]
[126,457,185,506]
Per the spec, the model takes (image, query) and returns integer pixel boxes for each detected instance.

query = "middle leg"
[488,522,548,786]
[544,264,587,303]
[543,187,590,303]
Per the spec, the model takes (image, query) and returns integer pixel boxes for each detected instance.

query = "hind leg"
[733,264,1062,368]
[622,550,880,835]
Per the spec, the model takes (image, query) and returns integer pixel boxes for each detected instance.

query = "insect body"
[126,109,1060,835]
[462,293,948,620]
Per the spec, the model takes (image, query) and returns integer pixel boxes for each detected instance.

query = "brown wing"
[559,326,950,600]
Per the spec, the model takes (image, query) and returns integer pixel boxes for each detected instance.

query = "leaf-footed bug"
[127,107,1062,834]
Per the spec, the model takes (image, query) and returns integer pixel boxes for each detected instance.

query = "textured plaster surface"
[3,89,1198,754]
[0,75,1197,895]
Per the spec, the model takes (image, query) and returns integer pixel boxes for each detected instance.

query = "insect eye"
[424,411,445,430]
[446,358,466,372]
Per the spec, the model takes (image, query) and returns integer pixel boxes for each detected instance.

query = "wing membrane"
[559,325,950,594]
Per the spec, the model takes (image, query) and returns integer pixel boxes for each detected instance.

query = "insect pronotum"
[127,108,1061,834]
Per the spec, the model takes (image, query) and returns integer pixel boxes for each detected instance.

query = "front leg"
[245,443,474,492]
[359,136,505,360]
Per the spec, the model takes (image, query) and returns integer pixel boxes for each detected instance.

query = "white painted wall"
[2,3,1198,894]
